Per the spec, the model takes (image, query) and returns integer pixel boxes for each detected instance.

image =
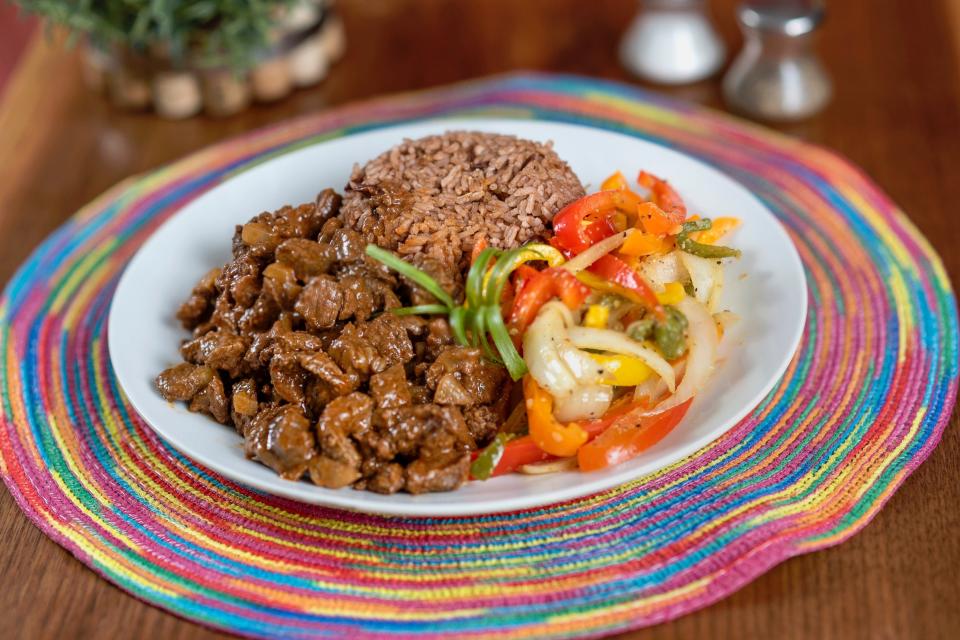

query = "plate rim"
[108,116,807,516]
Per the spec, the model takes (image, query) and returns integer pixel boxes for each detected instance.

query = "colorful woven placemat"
[1,74,956,639]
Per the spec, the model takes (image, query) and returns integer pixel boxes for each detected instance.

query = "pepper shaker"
[722,1,831,121]
[620,0,726,85]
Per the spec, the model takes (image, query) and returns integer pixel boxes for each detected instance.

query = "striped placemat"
[1,74,956,639]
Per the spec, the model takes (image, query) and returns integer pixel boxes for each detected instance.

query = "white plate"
[109,118,806,517]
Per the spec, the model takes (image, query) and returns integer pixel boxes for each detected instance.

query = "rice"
[340,131,585,268]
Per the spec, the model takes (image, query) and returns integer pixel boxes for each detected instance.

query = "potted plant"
[12,0,345,118]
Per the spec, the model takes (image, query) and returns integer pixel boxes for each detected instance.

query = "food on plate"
[155,131,742,494]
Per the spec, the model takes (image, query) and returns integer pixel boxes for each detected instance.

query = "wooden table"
[1,1,958,638]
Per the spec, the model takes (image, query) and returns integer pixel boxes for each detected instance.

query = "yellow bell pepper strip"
[583,304,610,329]
[523,376,589,457]
[590,353,652,386]
[601,170,631,192]
[655,282,686,305]
[691,216,741,245]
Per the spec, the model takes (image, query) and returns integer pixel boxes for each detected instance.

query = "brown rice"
[339,131,585,268]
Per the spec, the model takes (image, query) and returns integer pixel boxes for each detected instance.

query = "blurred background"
[0,0,954,275]
[1,0,957,276]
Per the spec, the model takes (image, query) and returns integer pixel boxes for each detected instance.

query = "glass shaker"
[620,0,726,85]
[722,1,832,121]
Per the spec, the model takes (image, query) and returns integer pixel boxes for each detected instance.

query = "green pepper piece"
[654,305,689,360]
[470,433,511,480]
[676,219,742,259]
[628,317,656,341]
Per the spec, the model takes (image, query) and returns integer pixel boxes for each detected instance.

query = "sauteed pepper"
[676,219,742,259]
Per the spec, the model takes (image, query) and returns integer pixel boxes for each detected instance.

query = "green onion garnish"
[365,243,531,380]
[365,245,455,307]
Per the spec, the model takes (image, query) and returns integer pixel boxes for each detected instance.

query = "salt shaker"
[722,1,831,121]
[620,0,726,85]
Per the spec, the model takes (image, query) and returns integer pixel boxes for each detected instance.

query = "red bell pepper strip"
[551,191,663,317]
[486,394,648,476]
[638,171,687,222]
[589,254,664,319]
[552,190,640,253]
[578,399,692,472]
[507,267,590,342]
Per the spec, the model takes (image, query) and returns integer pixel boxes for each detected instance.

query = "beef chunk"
[297,350,360,395]
[405,453,470,494]
[424,318,454,360]
[217,254,261,308]
[425,346,506,405]
[295,276,343,330]
[309,393,371,488]
[277,331,326,353]
[462,405,500,446]
[328,314,415,376]
[231,378,259,433]
[366,462,405,494]
[156,363,214,402]
[176,268,220,330]
[337,275,391,322]
[180,330,248,375]
[364,404,471,461]
[407,255,462,305]
[188,375,230,424]
[196,293,242,336]
[240,291,281,333]
[368,364,412,409]
[315,188,343,224]
[327,226,366,263]
[244,405,316,480]
[262,262,302,309]
[244,315,293,370]
[269,351,307,404]
[276,238,333,280]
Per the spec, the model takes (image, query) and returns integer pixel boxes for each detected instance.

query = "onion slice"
[637,251,687,291]
[519,458,578,475]
[561,231,628,274]
[553,384,614,422]
[566,326,676,392]
[523,302,606,409]
[679,250,723,312]
[642,296,717,416]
